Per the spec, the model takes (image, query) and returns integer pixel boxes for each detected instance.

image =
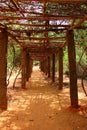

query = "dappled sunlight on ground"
[0,66,87,130]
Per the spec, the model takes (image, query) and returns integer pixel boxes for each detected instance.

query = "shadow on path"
[0,66,87,130]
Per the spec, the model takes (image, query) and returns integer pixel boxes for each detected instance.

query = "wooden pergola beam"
[6,23,70,28]
[19,0,87,3]
[7,29,66,34]
[17,37,65,40]
[7,26,87,35]
[0,7,42,15]
[0,15,81,21]
[69,16,87,30]
[29,50,58,54]
[8,32,21,46]
[19,41,65,44]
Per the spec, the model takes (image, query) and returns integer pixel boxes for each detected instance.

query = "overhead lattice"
[0,0,87,60]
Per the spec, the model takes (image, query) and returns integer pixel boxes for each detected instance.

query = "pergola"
[0,0,87,110]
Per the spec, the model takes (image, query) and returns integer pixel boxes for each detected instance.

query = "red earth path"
[0,66,87,130]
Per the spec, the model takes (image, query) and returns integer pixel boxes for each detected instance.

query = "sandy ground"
[0,66,87,130]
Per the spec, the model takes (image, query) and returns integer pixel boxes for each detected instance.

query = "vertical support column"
[26,52,29,81]
[42,60,45,73]
[40,61,42,71]
[48,56,51,78]
[45,58,48,75]
[21,48,27,89]
[29,59,33,78]
[42,60,44,73]
[43,59,46,74]
[59,47,63,90]
[52,54,55,82]
[67,30,79,108]
[0,29,8,110]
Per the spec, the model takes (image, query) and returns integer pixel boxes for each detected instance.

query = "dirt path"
[0,66,87,130]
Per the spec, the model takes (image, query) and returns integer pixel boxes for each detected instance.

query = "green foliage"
[33,61,40,66]
[74,29,87,66]
[63,47,68,73]
[7,38,21,73]
[7,22,87,78]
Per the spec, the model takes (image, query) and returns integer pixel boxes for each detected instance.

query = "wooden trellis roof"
[0,0,87,60]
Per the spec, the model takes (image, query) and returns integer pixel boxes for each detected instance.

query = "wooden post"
[43,59,46,73]
[42,61,44,72]
[43,60,46,74]
[52,54,55,82]
[41,61,43,72]
[21,48,27,89]
[29,59,33,78]
[0,29,8,110]
[48,56,51,78]
[45,58,48,75]
[40,61,42,71]
[26,52,30,81]
[67,30,79,108]
[45,59,47,74]
[59,48,63,90]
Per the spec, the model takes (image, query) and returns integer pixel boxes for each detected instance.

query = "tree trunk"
[59,48,63,90]
[0,29,8,110]
[67,30,79,108]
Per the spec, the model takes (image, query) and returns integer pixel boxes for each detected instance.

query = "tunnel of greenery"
[0,0,87,110]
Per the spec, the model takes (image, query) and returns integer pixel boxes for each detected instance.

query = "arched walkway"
[0,66,87,130]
